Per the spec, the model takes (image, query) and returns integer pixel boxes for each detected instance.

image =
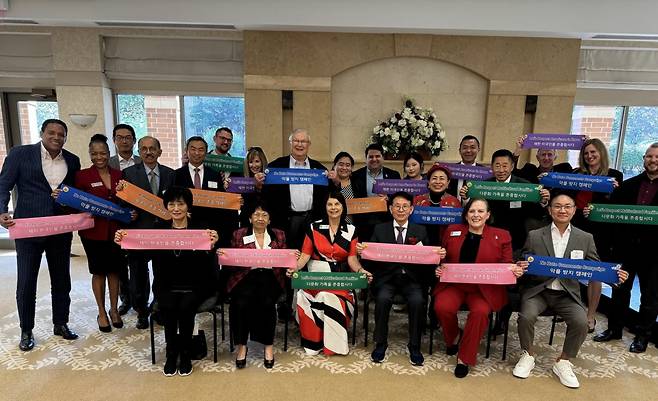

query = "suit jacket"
[225,226,288,293]
[436,224,513,311]
[367,221,433,289]
[263,155,328,230]
[74,166,123,241]
[121,162,175,228]
[351,166,401,198]
[447,162,486,197]
[513,162,573,184]
[108,154,141,171]
[0,143,81,219]
[518,224,598,307]
[351,166,401,233]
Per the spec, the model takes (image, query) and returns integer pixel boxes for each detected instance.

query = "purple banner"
[437,163,493,181]
[372,179,427,195]
[226,177,256,193]
[522,134,585,150]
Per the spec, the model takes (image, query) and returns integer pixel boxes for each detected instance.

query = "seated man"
[358,192,435,366]
[513,192,628,388]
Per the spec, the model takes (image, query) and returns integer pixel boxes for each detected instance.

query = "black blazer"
[263,155,328,230]
[121,162,175,229]
[513,162,573,184]
[351,166,401,198]
[366,221,433,289]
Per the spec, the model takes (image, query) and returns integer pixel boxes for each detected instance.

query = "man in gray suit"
[120,135,174,329]
[512,192,628,388]
[107,124,141,316]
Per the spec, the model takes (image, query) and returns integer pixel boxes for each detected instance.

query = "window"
[115,94,245,169]
[570,105,658,177]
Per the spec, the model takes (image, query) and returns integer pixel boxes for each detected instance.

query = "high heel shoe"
[97,315,112,333]
[587,319,596,334]
[109,309,124,329]
[235,346,248,369]
[264,357,275,369]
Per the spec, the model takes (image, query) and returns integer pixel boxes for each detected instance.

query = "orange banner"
[116,180,171,220]
[346,197,388,215]
[190,189,242,210]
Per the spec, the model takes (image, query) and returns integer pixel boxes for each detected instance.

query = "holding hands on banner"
[435,262,525,283]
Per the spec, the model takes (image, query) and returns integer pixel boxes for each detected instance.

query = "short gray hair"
[288,128,311,143]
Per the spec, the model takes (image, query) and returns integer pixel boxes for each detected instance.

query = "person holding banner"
[115,187,218,376]
[289,192,370,356]
[327,151,356,224]
[447,135,485,200]
[513,193,628,388]
[434,198,522,378]
[120,136,175,329]
[512,136,572,184]
[593,143,658,353]
[238,146,268,227]
[413,164,461,246]
[224,199,287,369]
[75,134,125,332]
[572,138,622,333]
[0,118,81,351]
[403,152,425,180]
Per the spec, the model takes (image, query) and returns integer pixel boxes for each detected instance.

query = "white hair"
[288,128,311,142]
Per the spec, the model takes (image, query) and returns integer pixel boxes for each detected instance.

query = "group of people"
[0,119,655,387]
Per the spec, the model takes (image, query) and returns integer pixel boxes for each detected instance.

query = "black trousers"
[15,233,72,331]
[126,250,152,316]
[373,273,426,350]
[118,250,131,306]
[230,269,282,345]
[159,290,200,357]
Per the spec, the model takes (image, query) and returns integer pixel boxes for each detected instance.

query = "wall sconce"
[69,113,97,128]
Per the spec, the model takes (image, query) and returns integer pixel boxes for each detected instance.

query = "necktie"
[193,168,201,189]
[395,226,404,244]
[148,171,158,194]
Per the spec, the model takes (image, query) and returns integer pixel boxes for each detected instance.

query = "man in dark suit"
[360,191,434,366]
[0,119,81,351]
[120,135,174,329]
[512,136,572,184]
[513,192,628,388]
[594,143,658,353]
[107,123,141,316]
[447,135,485,199]
[351,143,401,242]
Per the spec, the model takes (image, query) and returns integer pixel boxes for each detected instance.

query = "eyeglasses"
[115,135,134,142]
[217,136,233,143]
[392,204,411,211]
[551,204,575,211]
[291,139,310,145]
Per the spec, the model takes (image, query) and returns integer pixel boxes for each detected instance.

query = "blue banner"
[410,206,463,225]
[56,185,132,224]
[264,168,328,186]
[539,172,614,193]
[525,254,620,284]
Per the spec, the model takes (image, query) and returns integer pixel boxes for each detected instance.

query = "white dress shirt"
[289,155,313,212]
[456,161,477,201]
[366,168,384,197]
[118,155,137,171]
[40,142,67,190]
[188,163,205,187]
[549,222,572,290]
[393,220,409,243]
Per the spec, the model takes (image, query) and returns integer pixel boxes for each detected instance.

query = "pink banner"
[9,213,95,239]
[360,242,441,265]
[120,229,211,250]
[218,248,298,269]
[440,263,517,285]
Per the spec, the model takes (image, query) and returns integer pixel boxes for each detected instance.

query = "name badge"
[415,241,424,246]
[319,224,330,230]
[91,182,104,188]
[208,181,218,189]
[242,234,256,244]
[510,201,522,209]
[570,250,584,260]
[450,231,461,237]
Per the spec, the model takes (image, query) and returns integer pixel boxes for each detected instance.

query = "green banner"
[467,181,542,202]
[204,154,244,173]
[291,271,368,290]
[588,203,658,225]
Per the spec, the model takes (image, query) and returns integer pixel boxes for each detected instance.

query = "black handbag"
[190,330,208,360]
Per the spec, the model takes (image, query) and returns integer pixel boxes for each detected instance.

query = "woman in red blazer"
[434,198,524,378]
[413,164,461,246]
[74,134,124,332]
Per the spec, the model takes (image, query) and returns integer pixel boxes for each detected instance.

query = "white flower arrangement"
[370,99,447,158]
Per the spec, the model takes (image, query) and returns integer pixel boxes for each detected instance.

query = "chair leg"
[549,315,557,346]
[485,312,493,359]
[150,314,156,364]
[213,311,218,363]
[228,310,234,353]
[429,324,434,355]
[363,296,369,347]
[220,304,225,341]
[502,312,510,361]
[352,295,358,347]
[283,313,289,352]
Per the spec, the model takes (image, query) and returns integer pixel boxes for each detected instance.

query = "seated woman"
[287,191,372,356]
[413,164,461,246]
[434,198,524,378]
[114,187,218,377]
[225,198,287,369]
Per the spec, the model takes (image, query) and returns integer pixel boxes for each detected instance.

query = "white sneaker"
[552,359,580,388]
[512,350,535,378]
[304,347,321,356]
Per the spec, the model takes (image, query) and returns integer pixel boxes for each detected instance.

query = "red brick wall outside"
[145,97,181,169]
[575,117,615,146]
[18,103,34,146]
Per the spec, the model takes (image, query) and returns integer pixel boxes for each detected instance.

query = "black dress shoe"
[446,329,463,356]
[629,336,648,353]
[236,346,248,369]
[117,303,131,316]
[592,329,622,342]
[454,363,470,378]
[109,310,124,329]
[19,331,35,351]
[264,358,275,369]
[136,316,149,330]
[53,324,79,340]
[97,315,112,333]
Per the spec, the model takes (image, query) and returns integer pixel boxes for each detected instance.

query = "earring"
[187,212,192,218]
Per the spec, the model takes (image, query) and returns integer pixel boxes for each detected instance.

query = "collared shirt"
[144,164,160,193]
[366,168,384,197]
[289,155,313,212]
[457,161,477,201]
[118,155,138,171]
[549,222,572,290]
[40,142,67,190]
[188,163,205,187]
[253,230,272,270]
[208,149,231,157]
[637,173,658,205]
[393,220,409,243]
